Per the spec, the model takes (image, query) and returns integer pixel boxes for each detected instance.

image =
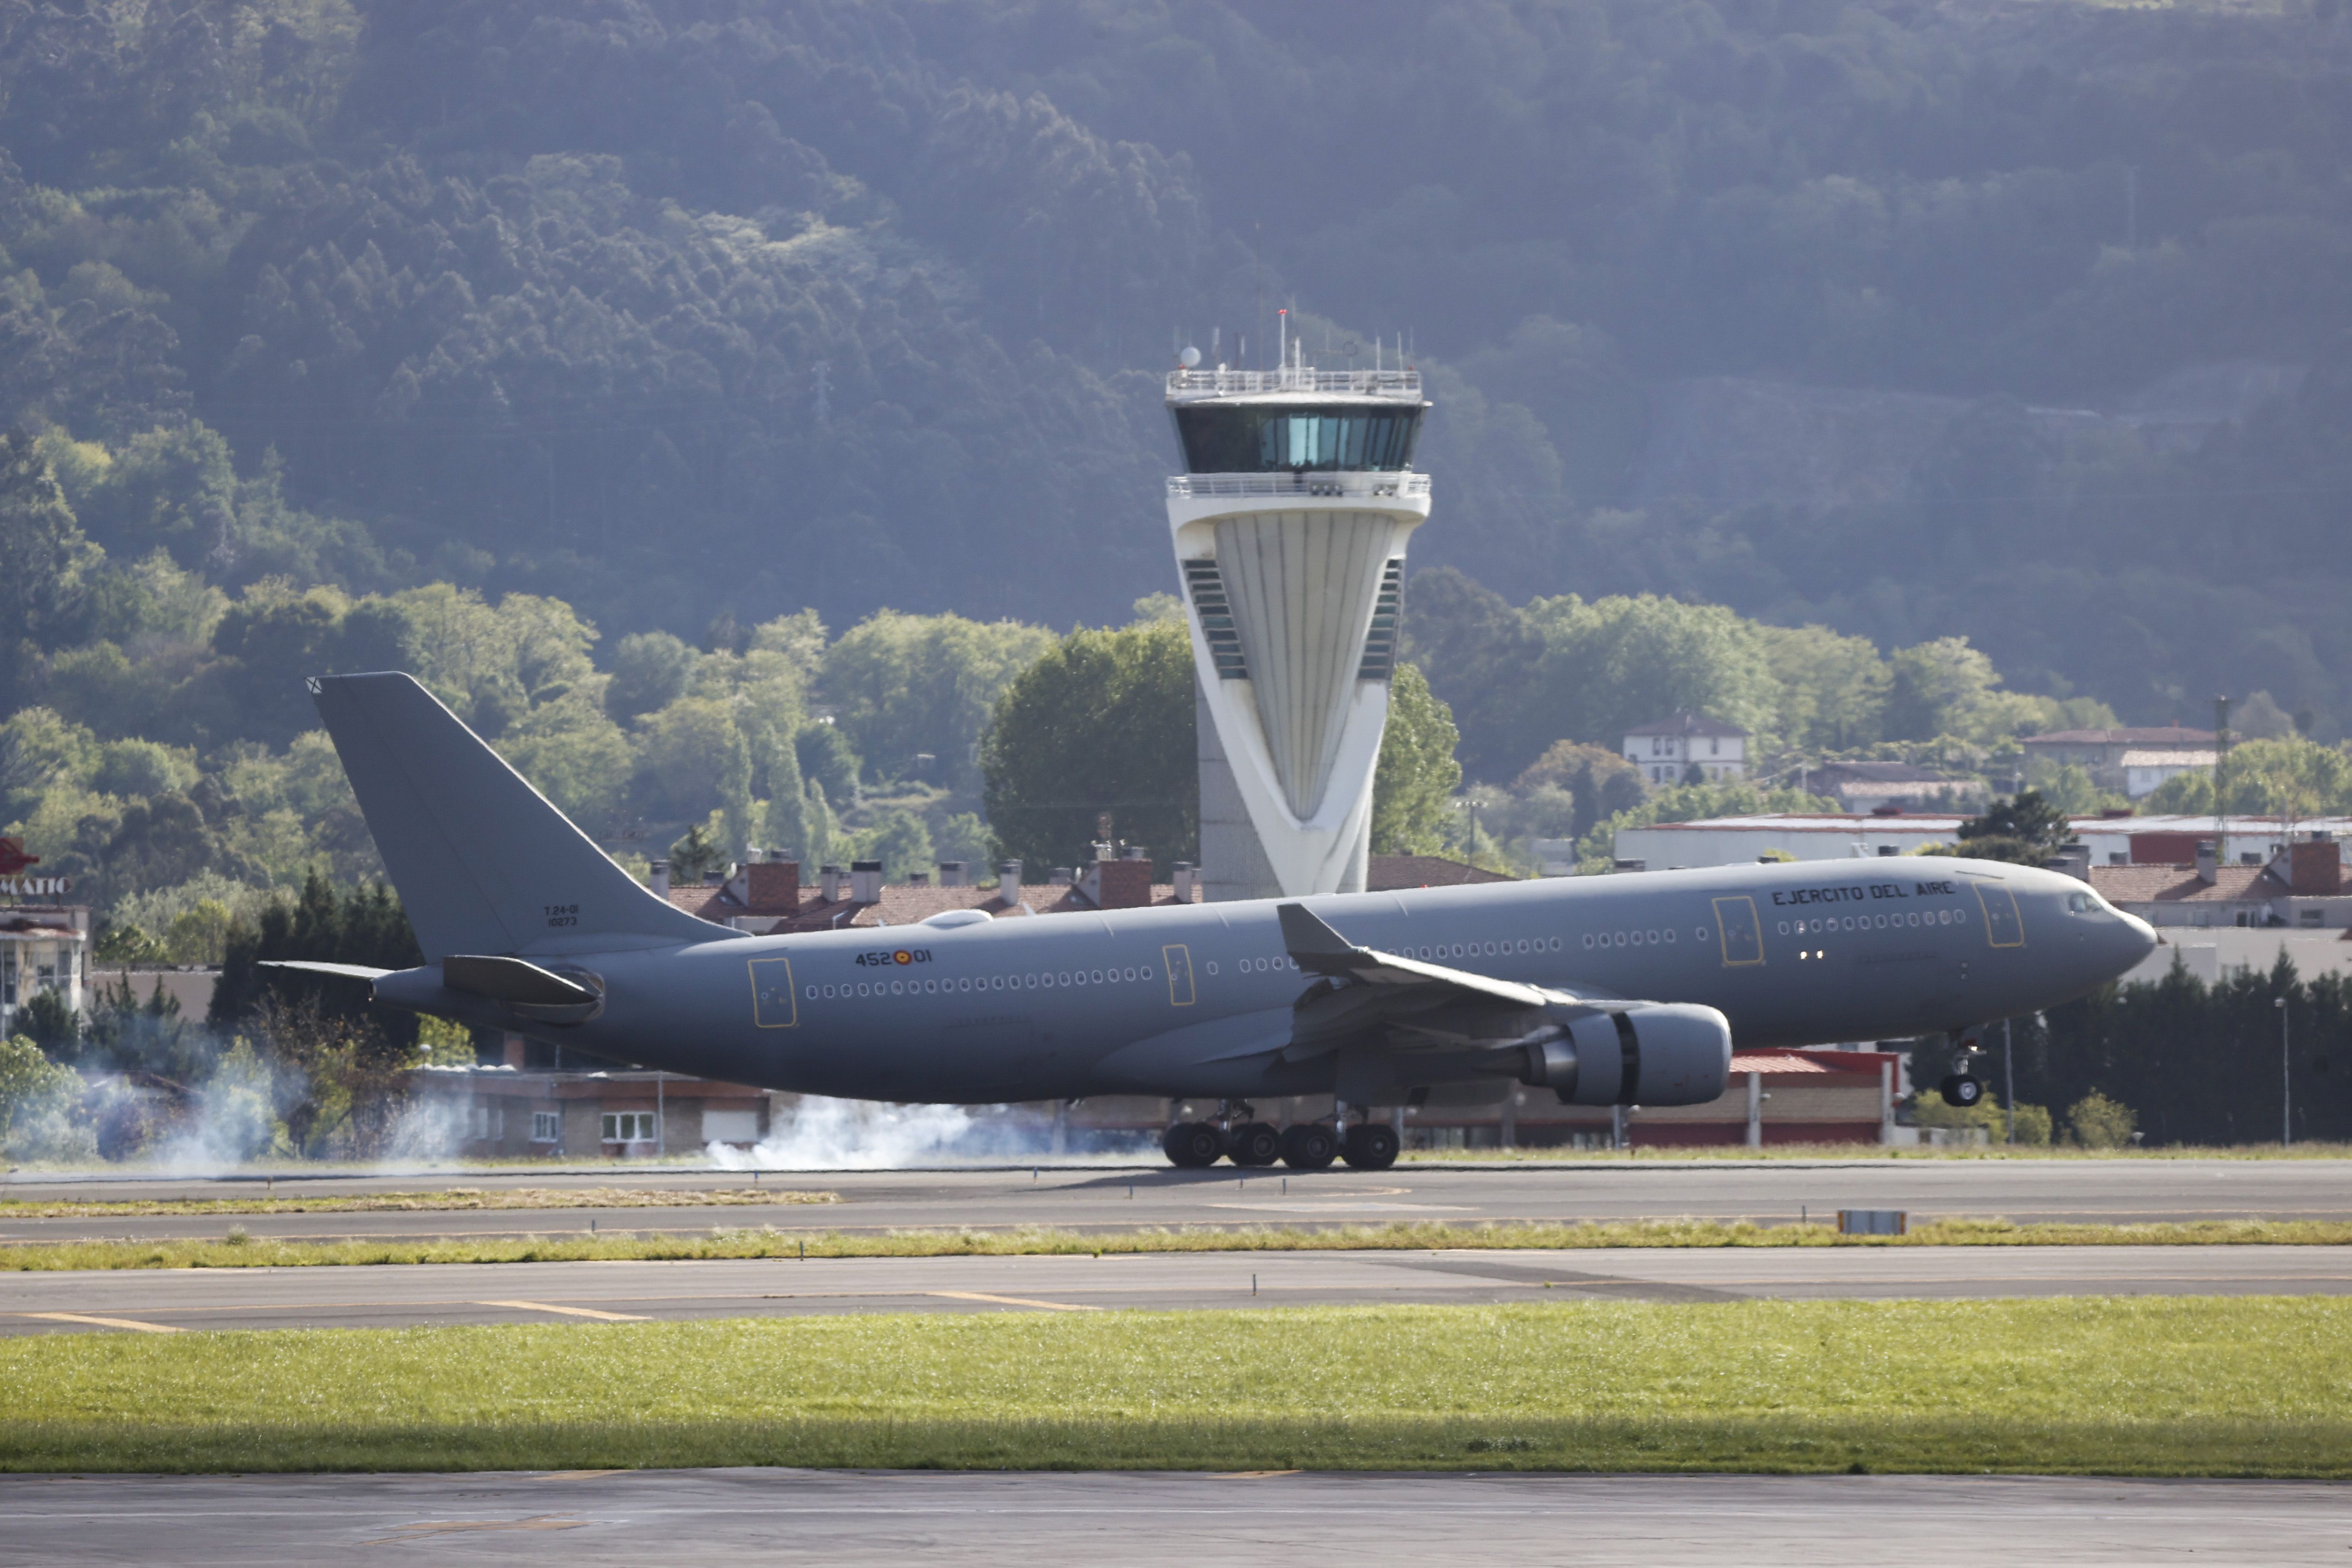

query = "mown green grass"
[2,1216,2345,1272]
[3,1296,2345,1476]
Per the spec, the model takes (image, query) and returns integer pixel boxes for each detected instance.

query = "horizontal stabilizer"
[442,954,599,1007]
[260,960,391,983]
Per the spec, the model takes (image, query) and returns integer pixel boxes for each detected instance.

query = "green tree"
[1757,623,1890,752]
[854,807,936,883]
[0,429,99,659]
[980,620,1195,873]
[1370,664,1462,855]
[795,722,861,804]
[824,611,1054,792]
[497,695,633,829]
[2066,1089,2139,1149]
[0,1035,88,1159]
[1957,789,2074,865]
[607,631,697,720]
[1518,593,1779,774]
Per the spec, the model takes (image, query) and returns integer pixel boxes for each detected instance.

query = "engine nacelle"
[1520,1002,1733,1107]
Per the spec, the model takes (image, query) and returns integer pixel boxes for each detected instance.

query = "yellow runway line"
[477,1300,649,1322]
[927,1290,1100,1312]
[20,1311,181,1333]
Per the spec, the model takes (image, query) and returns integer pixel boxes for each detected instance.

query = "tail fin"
[309,672,726,958]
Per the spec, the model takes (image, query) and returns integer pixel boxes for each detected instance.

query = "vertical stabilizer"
[309,672,727,958]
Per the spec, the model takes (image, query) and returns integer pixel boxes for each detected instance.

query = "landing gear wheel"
[1162,1121,1226,1168]
[1279,1123,1338,1170]
[1942,1075,1985,1108]
[1341,1123,1400,1171]
[1228,1121,1282,1167]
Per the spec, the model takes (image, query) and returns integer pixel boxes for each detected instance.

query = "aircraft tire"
[1279,1123,1338,1170]
[1341,1124,1400,1170]
[1943,1075,1985,1108]
[1163,1122,1226,1167]
[1228,1121,1282,1166]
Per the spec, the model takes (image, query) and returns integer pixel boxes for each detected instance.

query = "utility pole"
[2215,695,2232,869]
[2277,996,2291,1147]
[2003,1018,2015,1146]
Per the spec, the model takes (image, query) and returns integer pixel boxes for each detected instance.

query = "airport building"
[1165,334,1431,900]
[0,838,87,1036]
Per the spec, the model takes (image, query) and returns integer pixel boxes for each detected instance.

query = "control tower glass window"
[1174,403,1423,474]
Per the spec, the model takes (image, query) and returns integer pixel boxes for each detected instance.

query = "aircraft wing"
[1276,902,1588,1059]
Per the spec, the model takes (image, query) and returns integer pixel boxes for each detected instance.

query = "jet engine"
[1519,1002,1733,1107]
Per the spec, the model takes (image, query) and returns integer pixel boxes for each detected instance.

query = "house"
[1623,714,1747,786]
[2120,748,2217,800]
[1365,855,1517,890]
[411,1061,775,1157]
[2021,726,2215,795]
[2088,832,2352,930]
[656,849,1202,936]
[1797,760,1985,815]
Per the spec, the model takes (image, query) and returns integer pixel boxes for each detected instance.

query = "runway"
[5,1469,2347,1564]
[3,1158,2347,1248]
[2,1244,2345,1334]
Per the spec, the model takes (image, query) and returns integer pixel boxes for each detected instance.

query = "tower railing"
[1166,367,1422,400]
[1167,472,1432,500]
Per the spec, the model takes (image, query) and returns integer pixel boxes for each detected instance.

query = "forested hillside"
[3,0,2349,727]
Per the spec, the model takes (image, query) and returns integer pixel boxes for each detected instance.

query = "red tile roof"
[2024,726,2216,745]
[2088,864,2279,904]
[1367,855,1518,890]
[1624,712,1746,737]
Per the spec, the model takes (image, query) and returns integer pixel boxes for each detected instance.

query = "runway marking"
[927,1290,1100,1312]
[533,1471,628,1481]
[477,1300,649,1321]
[1212,1470,1304,1479]
[19,1311,180,1333]
[361,1515,582,1543]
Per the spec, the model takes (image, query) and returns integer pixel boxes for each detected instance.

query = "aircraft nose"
[2114,909,2158,970]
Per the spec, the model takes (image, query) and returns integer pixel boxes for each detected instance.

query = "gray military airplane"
[278,673,2157,1171]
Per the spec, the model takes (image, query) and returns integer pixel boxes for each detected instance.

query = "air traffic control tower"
[1165,335,1431,900]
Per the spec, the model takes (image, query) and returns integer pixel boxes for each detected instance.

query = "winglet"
[1278,902,1361,973]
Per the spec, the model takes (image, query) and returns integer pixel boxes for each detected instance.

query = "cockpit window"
[2067,891,2093,914]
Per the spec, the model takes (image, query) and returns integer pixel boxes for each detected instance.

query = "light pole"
[2275,995,2290,1147]
[2002,1018,2015,1146]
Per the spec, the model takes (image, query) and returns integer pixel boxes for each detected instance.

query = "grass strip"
[3,1216,2345,1272]
[0,1186,835,1220]
[2,1297,2345,1476]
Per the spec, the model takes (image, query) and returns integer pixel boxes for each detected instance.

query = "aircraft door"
[1972,881,2026,948]
[1711,896,1765,967]
[748,957,798,1028]
[1163,944,1197,1006]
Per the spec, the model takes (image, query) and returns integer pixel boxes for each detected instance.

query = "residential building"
[1796,760,1985,815]
[2120,748,2216,799]
[411,1063,773,1158]
[1615,812,2352,874]
[2089,832,2352,930]
[2021,725,2216,794]
[1623,714,1747,785]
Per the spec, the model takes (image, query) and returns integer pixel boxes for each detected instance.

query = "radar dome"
[1178,345,1202,369]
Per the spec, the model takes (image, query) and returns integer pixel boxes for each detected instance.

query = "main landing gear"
[1162,1105,1399,1171]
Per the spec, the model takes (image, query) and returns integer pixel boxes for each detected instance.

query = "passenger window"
[1711,896,1765,967]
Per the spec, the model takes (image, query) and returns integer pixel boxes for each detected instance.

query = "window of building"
[2301,909,2325,927]
[1173,403,1423,473]
[602,1111,657,1142]
[469,1103,504,1141]
[531,1111,560,1143]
